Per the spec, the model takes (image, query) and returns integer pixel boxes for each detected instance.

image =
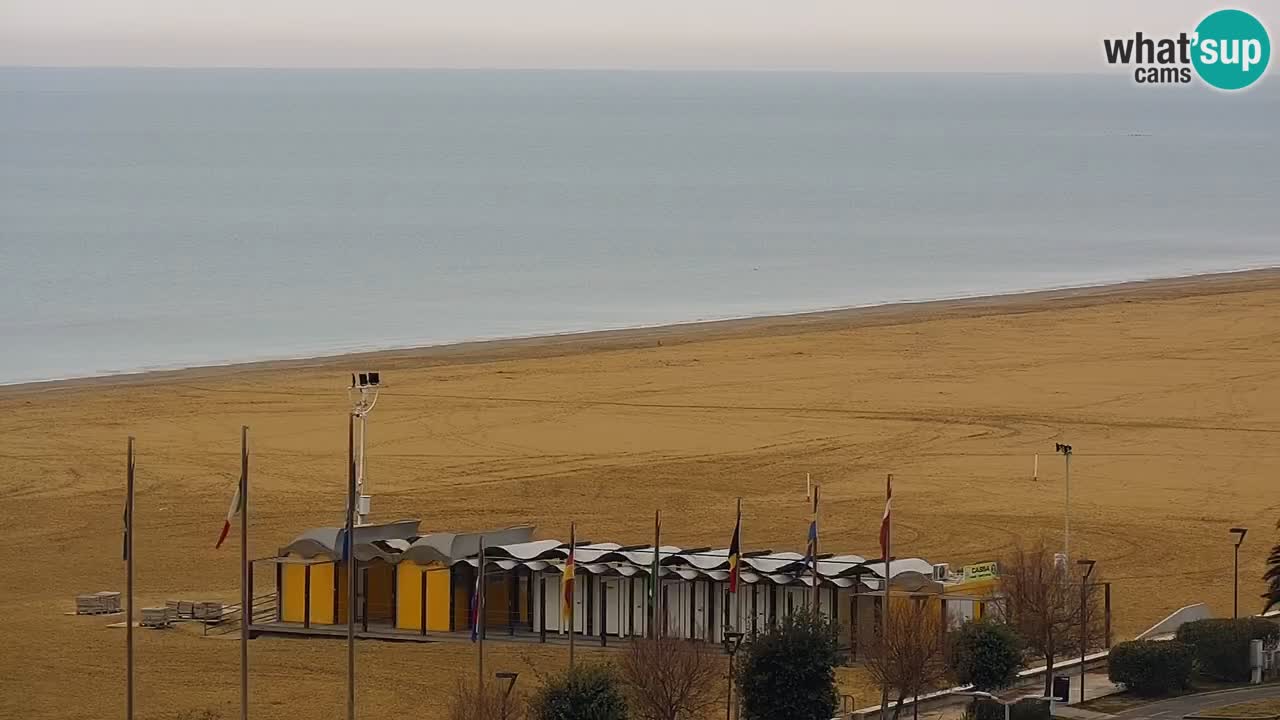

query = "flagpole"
[568,523,576,668]
[345,413,356,720]
[735,497,743,634]
[126,436,135,720]
[240,426,250,720]
[812,485,820,610]
[652,510,661,639]
[880,474,893,720]
[478,536,486,686]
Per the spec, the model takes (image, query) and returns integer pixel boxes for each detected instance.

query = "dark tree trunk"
[1042,636,1056,696]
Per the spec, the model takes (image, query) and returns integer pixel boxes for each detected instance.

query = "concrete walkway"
[1068,671,1124,703]
[1056,707,1116,720]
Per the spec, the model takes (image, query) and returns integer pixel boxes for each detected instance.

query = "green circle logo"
[1192,9,1271,90]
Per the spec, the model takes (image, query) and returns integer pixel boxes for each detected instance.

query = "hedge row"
[1175,618,1279,682]
[1107,640,1193,696]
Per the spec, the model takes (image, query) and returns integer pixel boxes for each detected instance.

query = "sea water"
[2,68,1278,384]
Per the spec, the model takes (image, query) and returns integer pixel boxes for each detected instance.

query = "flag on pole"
[805,490,818,563]
[648,510,662,637]
[215,474,244,549]
[562,525,576,621]
[807,485,820,607]
[470,560,484,642]
[727,505,742,594]
[649,513,661,608]
[879,474,893,559]
[122,448,134,561]
[122,502,130,561]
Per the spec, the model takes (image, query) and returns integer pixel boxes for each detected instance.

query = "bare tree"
[864,600,950,720]
[447,677,525,720]
[998,540,1104,695]
[619,635,722,720]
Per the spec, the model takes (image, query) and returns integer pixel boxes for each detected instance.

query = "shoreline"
[5,265,1279,396]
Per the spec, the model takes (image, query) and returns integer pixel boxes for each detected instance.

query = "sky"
[0,1,1271,72]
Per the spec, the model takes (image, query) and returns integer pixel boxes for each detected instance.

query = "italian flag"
[215,476,243,549]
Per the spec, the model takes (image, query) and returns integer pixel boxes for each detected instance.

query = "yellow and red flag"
[562,524,576,620]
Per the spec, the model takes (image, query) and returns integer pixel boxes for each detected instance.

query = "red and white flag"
[878,474,892,558]
[215,476,243,549]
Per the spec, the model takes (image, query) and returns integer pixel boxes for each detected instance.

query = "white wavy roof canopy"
[276,522,958,590]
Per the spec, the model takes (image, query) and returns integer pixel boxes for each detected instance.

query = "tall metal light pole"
[125,436,136,720]
[1230,527,1248,619]
[239,426,250,720]
[348,372,381,526]
[1055,443,1073,560]
[345,411,357,720]
[1077,559,1096,703]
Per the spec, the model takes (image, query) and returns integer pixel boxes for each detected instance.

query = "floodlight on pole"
[1077,559,1096,703]
[1231,527,1248,619]
[348,371,382,525]
[1055,443,1072,560]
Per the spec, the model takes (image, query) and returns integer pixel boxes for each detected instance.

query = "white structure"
[348,372,381,525]
[471,537,996,651]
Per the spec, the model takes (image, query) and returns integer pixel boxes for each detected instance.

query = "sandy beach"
[3,269,1279,719]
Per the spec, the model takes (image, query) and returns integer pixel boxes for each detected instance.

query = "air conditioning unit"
[932,563,950,582]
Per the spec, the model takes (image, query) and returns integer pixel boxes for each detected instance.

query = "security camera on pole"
[348,372,382,526]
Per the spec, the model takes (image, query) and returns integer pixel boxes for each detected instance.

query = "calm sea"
[2,68,1278,385]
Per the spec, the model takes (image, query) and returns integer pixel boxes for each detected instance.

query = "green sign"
[962,562,998,581]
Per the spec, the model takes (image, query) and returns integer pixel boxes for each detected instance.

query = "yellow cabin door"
[395,563,452,632]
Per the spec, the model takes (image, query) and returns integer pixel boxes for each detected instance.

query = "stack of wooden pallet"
[166,600,197,619]
[75,591,121,615]
[141,607,173,628]
[194,601,224,622]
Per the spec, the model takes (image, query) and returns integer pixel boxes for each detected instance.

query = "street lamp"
[1231,527,1248,619]
[348,371,382,525]
[957,692,1057,720]
[723,631,744,720]
[1077,559,1096,704]
[1055,443,1072,560]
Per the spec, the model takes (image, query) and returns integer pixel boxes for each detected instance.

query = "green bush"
[1175,618,1279,682]
[736,607,842,720]
[949,618,1024,690]
[1107,640,1193,696]
[965,698,1049,720]
[528,663,628,720]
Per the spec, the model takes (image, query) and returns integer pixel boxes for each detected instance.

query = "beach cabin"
[253,521,1002,651]
[262,520,538,634]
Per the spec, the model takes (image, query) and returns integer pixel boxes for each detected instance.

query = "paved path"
[1069,671,1125,703]
[1056,706,1115,720]
[1112,684,1280,720]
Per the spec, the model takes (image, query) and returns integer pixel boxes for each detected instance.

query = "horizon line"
[0,64,1116,76]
